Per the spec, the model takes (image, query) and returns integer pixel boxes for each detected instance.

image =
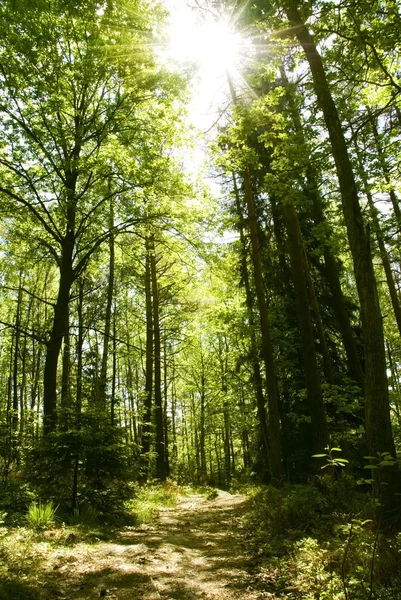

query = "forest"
[0,0,401,598]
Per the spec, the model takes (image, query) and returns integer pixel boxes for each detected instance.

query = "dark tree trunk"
[282,200,329,454]
[232,174,271,471]
[43,233,74,434]
[279,63,364,390]
[243,170,284,485]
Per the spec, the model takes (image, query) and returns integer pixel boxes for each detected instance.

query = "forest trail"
[45,491,271,600]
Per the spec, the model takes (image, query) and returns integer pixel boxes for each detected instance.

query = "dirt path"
[46,491,272,600]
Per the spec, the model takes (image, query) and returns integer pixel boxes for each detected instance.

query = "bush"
[25,413,137,520]
[0,580,41,600]
[0,481,35,524]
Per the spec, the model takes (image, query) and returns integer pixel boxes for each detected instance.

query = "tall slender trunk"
[140,238,153,479]
[243,170,284,485]
[76,279,84,419]
[352,133,401,337]
[171,358,178,464]
[150,235,166,481]
[99,204,115,409]
[199,370,207,477]
[227,75,283,484]
[60,307,71,428]
[12,280,22,436]
[232,174,270,469]
[282,200,329,454]
[72,279,84,510]
[367,106,401,229]
[163,336,170,477]
[111,313,117,425]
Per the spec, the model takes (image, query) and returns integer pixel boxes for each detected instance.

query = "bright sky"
[161,0,249,130]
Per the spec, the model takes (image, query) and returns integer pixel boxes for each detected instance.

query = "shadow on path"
[57,491,274,600]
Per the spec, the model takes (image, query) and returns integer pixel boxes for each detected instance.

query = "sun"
[161,2,252,129]
[168,15,242,77]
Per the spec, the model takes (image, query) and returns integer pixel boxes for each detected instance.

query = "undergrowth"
[244,476,401,599]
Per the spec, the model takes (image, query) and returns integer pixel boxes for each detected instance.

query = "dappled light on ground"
[31,491,275,599]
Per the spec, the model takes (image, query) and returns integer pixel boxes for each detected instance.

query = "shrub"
[0,580,41,600]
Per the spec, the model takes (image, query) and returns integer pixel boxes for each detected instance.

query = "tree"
[0,0,183,433]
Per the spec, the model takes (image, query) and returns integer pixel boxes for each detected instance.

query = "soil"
[39,491,274,600]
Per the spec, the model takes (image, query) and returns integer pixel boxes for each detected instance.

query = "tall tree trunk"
[72,278,84,510]
[199,370,207,477]
[111,313,117,425]
[12,280,22,439]
[243,170,284,485]
[60,307,71,428]
[99,204,115,409]
[163,336,170,478]
[140,238,153,479]
[352,133,401,338]
[232,174,271,469]
[43,232,74,434]
[280,63,364,390]
[367,106,401,229]
[150,235,166,481]
[282,200,329,454]
[227,76,283,484]
[285,1,399,505]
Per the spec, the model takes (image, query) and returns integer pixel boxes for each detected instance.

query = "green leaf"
[312,454,328,458]
[331,448,342,452]
[334,458,349,463]
[364,465,379,469]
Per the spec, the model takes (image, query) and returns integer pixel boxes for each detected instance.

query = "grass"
[26,500,57,529]
[126,480,183,524]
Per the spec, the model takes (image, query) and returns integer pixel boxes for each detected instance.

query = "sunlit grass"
[127,480,183,524]
[26,500,57,530]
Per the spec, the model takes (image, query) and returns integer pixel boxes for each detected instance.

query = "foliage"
[312,446,350,470]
